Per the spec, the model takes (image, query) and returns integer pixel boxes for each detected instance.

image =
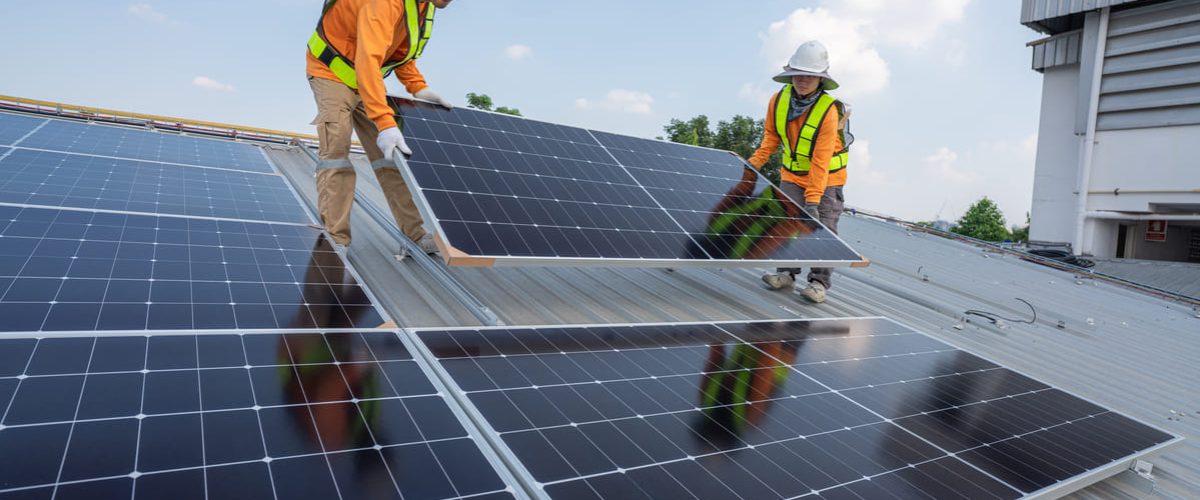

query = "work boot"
[417,233,439,255]
[761,272,795,290]
[799,281,827,303]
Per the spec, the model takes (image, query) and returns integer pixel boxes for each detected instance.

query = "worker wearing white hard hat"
[748,40,854,304]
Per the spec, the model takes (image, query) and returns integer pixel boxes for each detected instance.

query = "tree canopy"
[465,92,521,116]
[952,197,1011,242]
[661,114,782,183]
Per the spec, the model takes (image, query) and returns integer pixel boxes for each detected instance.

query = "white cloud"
[923,146,976,183]
[575,89,654,115]
[504,44,533,61]
[759,1,970,96]
[738,83,776,105]
[1021,133,1038,158]
[838,0,970,49]
[762,8,889,97]
[192,76,235,92]
[850,140,887,185]
[127,3,168,23]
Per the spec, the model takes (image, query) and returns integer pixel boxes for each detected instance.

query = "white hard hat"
[773,40,839,90]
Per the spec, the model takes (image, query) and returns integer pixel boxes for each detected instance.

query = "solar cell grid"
[0,206,384,332]
[0,149,307,224]
[0,112,47,146]
[390,98,865,267]
[0,331,513,499]
[18,119,274,173]
[414,318,1178,499]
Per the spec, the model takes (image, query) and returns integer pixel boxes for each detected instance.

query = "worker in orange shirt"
[748,41,853,304]
[305,0,454,253]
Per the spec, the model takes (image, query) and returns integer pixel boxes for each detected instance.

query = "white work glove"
[414,88,453,109]
[376,126,412,160]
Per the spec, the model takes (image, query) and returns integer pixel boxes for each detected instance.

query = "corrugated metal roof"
[1094,258,1200,299]
[269,146,1200,498]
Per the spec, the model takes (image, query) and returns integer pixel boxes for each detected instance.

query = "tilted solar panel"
[413,318,1179,499]
[389,98,866,269]
[0,331,514,499]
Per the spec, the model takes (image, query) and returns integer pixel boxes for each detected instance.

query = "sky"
[0,0,1046,225]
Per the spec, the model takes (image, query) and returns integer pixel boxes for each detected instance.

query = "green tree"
[952,197,1010,242]
[662,114,783,184]
[1011,212,1030,243]
[465,92,494,111]
[494,106,522,116]
[466,93,522,116]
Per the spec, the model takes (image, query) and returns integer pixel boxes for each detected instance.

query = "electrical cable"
[964,298,1037,325]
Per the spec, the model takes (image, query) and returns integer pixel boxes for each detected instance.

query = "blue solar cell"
[0,149,307,224]
[0,206,384,332]
[0,112,47,146]
[18,120,273,173]
[0,331,514,499]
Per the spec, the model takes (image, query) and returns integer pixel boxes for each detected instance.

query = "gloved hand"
[414,88,453,109]
[803,203,820,218]
[376,126,412,160]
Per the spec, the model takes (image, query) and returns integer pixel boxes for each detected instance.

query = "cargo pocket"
[311,107,352,158]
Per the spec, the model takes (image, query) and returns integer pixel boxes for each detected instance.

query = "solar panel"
[413,318,1179,499]
[390,98,865,268]
[0,112,46,146]
[0,330,514,499]
[18,119,274,174]
[0,149,308,224]
[0,206,384,332]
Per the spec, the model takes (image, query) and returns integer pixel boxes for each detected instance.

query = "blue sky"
[1,0,1045,225]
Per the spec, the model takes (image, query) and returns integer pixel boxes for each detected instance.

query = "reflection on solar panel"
[0,206,384,332]
[390,98,865,268]
[414,318,1178,499]
[0,112,46,146]
[0,149,307,224]
[18,119,274,173]
[0,331,513,499]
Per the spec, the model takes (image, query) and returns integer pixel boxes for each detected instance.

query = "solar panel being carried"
[0,330,515,499]
[388,98,867,269]
[413,318,1180,499]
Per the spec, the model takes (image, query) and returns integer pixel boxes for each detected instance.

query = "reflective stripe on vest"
[773,85,849,174]
[307,0,435,90]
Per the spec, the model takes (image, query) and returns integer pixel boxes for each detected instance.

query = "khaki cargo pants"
[776,183,845,289]
[309,75,425,246]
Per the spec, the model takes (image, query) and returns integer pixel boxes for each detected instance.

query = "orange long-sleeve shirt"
[306,0,432,131]
[748,92,847,205]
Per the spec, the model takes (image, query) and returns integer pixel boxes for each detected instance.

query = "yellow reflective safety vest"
[773,85,849,174]
[306,0,435,90]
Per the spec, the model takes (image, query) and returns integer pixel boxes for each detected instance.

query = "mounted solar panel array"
[388,98,867,268]
[0,110,385,332]
[413,318,1180,499]
[0,331,516,499]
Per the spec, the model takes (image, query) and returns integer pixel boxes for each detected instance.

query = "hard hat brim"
[772,68,839,90]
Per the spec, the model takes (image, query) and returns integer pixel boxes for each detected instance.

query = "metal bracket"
[1118,459,1158,495]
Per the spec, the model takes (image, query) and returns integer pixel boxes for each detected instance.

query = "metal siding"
[1098,0,1200,130]
[1023,0,1147,26]
[1031,30,1084,70]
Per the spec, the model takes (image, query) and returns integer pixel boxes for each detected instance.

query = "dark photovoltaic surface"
[391,98,863,267]
[0,112,47,146]
[18,119,274,173]
[0,149,307,224]
[0,206,384,332]
[416,318,1176,499]
[0,331,513,499]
